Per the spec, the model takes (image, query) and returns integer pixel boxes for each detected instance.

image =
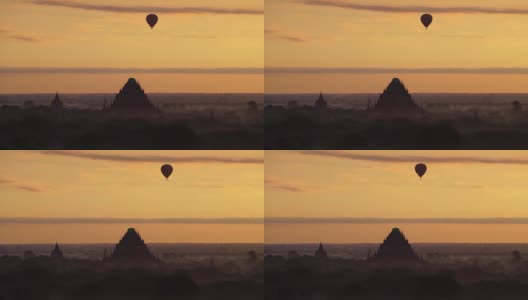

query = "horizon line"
[5,217,528,225]
[2,92,528,95]
[1,242,524,245]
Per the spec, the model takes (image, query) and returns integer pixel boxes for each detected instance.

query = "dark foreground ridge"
[264,227,528,300]
[0,228,263,300]
[0,78,263,149]
[265,77,528,149]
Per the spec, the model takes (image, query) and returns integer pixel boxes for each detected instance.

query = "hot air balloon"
[161,164,173,180]
[415,163,427,179]
[420,14,433,29]
[146,14,158,29]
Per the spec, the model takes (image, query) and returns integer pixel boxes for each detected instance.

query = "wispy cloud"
[302,0,528,15]
[299,151,528,165]
[32,1,263,15]
[0,217,263,224]
[265,67,528,74]
[0,178,12,184]
[0,67,263,74]
[0,29,39,43]
[40,151,263,165]
[0,177,43,193]
[265,177,309,193]
[14,185,43,193]
[6,67,528,75]
[265,29,307,43]
[266,217,528,224]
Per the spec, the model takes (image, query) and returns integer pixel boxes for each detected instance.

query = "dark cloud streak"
[303,0,528,15]
[266,67,528,74]
[0,67,262,74]
[14,185,43,193]
[267,217,528,224]
[301,150,528,165]
[265,178,306,192]
[0,177,43,193]
[5,67,528,75]
[32,0,263,15]
[0,29,39,43]
[40,151,263,165]
[4,217,527,225]
[0,217,263,224]
[300,151,528,165]
[265,29,307,43]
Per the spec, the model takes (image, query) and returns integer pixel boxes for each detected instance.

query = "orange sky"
[265,151,528,243]
[4,1,528,93]
[0,151,264,243]
[0,0,263,93]
[266,0,528,93]
[4,150,528,244]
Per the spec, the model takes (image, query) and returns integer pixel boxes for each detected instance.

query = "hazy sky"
[265,151,528,243]
[0,150,263,243]
[0,0,263,93]
[266,0,528,93]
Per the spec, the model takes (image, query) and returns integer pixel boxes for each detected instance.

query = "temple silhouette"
[106,228,158,266]
[369,78,424,116]
[314,242,327,258]
[370,228,420,265]
[109,78,158,114]
[314,92,328,110]
[50,92,63,110]
[50,243,63,259]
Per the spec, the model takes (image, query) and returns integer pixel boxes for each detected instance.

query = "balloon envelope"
[420,14,433,29]
[415,163,427,178]
[146,14,158,29]
[161,164,173,179]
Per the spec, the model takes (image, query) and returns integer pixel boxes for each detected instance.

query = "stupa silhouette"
[314,92,328,109]
[314,242,327,258]
[109,78,158,113]
[108,228,158,265]
[50,92,63,110]
[50,243,63,259]
[371,228,419,264]
[370,78,423,116]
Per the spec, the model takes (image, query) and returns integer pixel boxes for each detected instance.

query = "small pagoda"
[50,243,63,259]
[314,92,328,109]
[314,242,328,258]
[50,92,63,110]
[109,78,158,114]
[370,78,423,116]
[370,228,419,265]
[107,228,158,266]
